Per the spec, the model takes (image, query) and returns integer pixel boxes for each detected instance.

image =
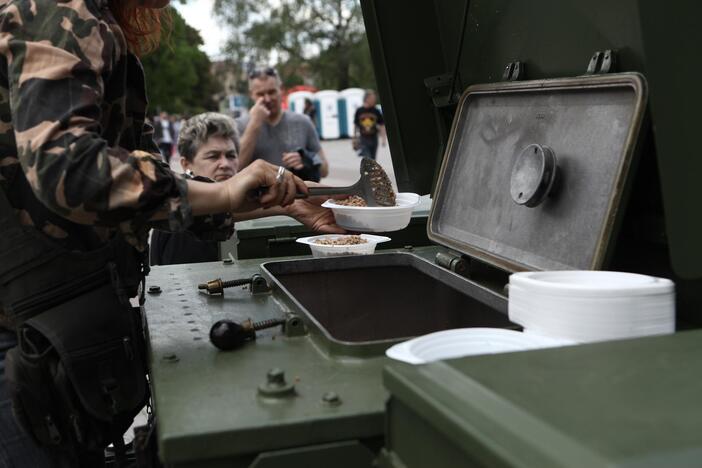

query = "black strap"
[0,186,144,328]
[0,186,63,285]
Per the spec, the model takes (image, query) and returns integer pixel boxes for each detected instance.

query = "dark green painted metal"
[383,330,702,467]
[145,257,389,466]
[360,0,702,281]
[249,441,376,468]
[637,1,702,279]
[360,0,447,194]
[144,249,451,466]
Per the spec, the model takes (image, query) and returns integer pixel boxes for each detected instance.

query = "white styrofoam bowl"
[322,193,420,232]
[296,234,390,258]
[385,328,572,365]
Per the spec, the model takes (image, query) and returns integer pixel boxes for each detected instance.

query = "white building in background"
[314,90,341,140]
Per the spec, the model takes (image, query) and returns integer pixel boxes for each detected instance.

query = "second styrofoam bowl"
[296,234,391,257]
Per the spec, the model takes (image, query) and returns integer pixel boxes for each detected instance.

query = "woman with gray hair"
[178,112,241,180]
[151,112,343,265]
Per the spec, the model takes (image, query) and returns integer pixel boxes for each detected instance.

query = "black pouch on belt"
[4,283,148,454]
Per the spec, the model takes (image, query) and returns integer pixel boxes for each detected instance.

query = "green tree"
[213,0,374,90]
[141,7,221,116]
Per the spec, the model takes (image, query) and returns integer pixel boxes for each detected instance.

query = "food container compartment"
[322,193,420,232]
[261,253,515,356]
[296,234,391,257]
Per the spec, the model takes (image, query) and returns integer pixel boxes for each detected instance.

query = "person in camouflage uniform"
[0,0,340,465]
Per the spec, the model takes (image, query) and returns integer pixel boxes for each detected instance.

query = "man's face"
[364,93,377,107]
[181,135,238,182]
[249,76,282,118]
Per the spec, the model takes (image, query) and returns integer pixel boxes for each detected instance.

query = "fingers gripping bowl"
[322,193,420,232]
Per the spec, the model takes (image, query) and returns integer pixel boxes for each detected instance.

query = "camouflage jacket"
[0,0,232,254]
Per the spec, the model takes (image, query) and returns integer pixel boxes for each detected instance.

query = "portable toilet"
[314,90,341,139]
[287,91,314,115]
[339,88,365,138]
[337,98,348,137]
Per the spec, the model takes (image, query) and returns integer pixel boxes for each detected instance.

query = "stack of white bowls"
[508,271,675,343]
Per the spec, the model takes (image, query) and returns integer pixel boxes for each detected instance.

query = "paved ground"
[319,138,397,190]
[168,137,397,189]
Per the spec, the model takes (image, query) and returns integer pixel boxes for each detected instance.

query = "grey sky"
[173,0,225,58]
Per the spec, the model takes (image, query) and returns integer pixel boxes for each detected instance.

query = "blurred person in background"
[353,90,386,160]
[154,110,176,160]
[303,98,318,129]
[151,113,344,266]
[237,68,329,182]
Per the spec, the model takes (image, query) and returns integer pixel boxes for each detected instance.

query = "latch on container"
[586,50,615,74]
[502,61,525,81]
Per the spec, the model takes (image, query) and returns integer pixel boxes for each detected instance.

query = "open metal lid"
[428,73,647,272]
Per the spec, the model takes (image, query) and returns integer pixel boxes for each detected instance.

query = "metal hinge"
[424,73,461,108]
[434,251,470,275]
[586,50,616,74]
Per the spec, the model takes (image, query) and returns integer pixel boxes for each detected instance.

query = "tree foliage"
[213,0,375,90]
[141,8,221,116]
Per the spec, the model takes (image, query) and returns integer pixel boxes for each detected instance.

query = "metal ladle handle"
[510,144,559,207]
[247,184,358,201]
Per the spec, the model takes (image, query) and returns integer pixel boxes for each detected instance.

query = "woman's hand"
[224,160,308,212]
[286,182,346,233]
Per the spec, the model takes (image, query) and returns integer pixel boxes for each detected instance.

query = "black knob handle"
[209,320,254,350]
[209,318,285,351]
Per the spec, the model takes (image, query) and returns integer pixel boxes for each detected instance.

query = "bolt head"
[267,368,285,385]
[322,391,341,405]
[148,285,161,294]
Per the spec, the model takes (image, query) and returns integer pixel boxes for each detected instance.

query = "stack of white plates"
[509,271,675,343]
[385,328,571,365]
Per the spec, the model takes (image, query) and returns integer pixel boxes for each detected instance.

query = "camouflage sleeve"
[148,170,235,241]
[0,0,191,234]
